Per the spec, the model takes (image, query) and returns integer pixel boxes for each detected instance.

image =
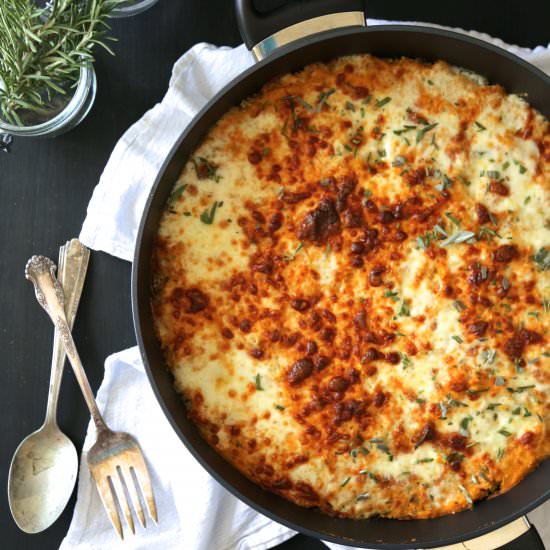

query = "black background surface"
[1,1,549,549]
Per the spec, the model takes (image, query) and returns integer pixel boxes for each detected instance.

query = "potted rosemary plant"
[0,0,124,137]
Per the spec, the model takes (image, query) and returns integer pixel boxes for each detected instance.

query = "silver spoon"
[8,239,90,533]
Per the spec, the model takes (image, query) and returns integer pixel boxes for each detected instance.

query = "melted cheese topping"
[152,55,550,519]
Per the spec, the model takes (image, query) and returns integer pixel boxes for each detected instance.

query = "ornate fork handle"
[26,255,107,432]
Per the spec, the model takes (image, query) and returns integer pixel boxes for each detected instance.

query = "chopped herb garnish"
[275,404,285,411]
[480,349,496,365]
[356,493,370,501]
[416,122,438,143]
[255,374,264,391]
[340,476,351,487]
[498,429,512,437]
[385,290,400,301]
[400,352,411,368]
[416,236,428,251]
[507,385,535,393]
[533,247,550,271]
[393,124,417,136]
[168,184,187,206]
[417,457,434,463]
[445,212,461,226]
[452,335,463,344]
[487,403,501,411]
[458,484,473,505]
[474,121,486,131]
[478,226,502,240]
[458,174,471,186]
[283,241,305,261]
[439,230,476,247]
[512,407,521,415]
[375,96,392,108]
[453,300,466,312]
[524,195,531,205]
[435,174,452,192]
[200,201,220,224]
[297,97,313,110]
[502,161,510,171]
[345,101,356,112]
[262,147,271,157]
[316,88,336,112]
[392,155,407,167]
[467,388,489,396]
[363,188,373,198]
[513,159,528,174]
[398,299,411,317]
[193,157,220,181]
[486,170,501,179]
[460,416,473,436]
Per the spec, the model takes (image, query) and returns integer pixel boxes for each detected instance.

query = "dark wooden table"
[1,1,549,549]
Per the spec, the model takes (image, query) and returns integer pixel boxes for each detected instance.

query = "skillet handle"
[490,523,544,550]
[235,0,366,60]
[429,516,544,550]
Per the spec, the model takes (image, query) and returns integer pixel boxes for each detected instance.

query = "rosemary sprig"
[0,0,123,125]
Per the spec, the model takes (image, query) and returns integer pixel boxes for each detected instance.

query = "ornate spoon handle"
[44,240,90,427]
[26,255,107,432]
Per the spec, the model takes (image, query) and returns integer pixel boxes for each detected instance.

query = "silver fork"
[25,255,158,538]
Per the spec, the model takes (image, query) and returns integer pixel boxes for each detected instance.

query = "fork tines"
[88,435,157,539]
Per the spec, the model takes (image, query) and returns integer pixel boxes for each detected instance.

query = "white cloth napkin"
[64,19,550,550]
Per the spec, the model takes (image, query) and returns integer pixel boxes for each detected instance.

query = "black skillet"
[132,1,550,547]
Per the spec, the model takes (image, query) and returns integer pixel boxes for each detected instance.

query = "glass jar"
[111,0,159,18]
[0,64,97,138]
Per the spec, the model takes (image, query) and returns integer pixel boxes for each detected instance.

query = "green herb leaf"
[474,121,486,131]
[384,290,400,301]
[392,155,407,167]
[416,122,438,143]
[445,212,461,226]
[498,428,512,437]
[439,230,476,247]
[533,247,550,271]
[458,484,473,504]
[283,241,305,261]
[193,157,220,181]
[375,96,392,108]
[168,184,187,206]
[200,201,220,224]
[398,299,411,317]
[507,385,535,393]
[316,88,336,112]
[453,300,466,312]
